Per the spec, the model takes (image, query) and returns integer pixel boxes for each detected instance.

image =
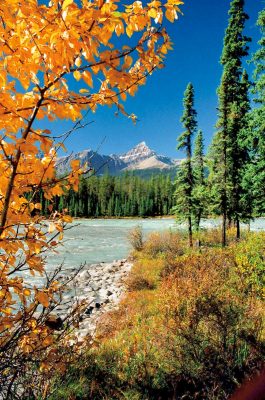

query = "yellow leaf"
[115,22,124,36]
[43,336,53,346]
[126,26,133,38]
[62,0,73,10]
[148,8,157,18]
[2,308,12,315]
[23,289,31,296]
[124,55,133,68]
[57,142,67,152]
[55,223,63,232]
[70,159,80,170]
[48,223,56,233]
[83,71,93,88]
[73,70,81,81]
[165,8,176,22]
[75,57,82,67]
[79,88,90,94]
[36,291,49,308]
[120,92,127,101]
[62,215,72,223]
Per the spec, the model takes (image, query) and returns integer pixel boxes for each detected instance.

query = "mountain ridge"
[56,142,183,176]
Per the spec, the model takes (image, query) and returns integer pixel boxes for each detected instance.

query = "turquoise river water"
[47,217,265,272]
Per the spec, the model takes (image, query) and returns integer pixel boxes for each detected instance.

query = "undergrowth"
[49,229,265,400]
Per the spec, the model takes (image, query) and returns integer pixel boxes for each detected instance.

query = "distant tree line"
[42,173,175,218]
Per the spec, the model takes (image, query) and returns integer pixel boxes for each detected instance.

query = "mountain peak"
[120,141,155,164]
[136,141,147,147]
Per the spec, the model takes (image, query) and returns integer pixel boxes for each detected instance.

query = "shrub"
[126,258,164,291]
[143,230,185,258]
[128,225,144,252]
[235,232,265,299]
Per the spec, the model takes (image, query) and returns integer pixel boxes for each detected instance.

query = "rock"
[78,270,91,280]
[65,258,133,338]
[97,289,107,298]
[85,306,94,315]
[90,283,100,291]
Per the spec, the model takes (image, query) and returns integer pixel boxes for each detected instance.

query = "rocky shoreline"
[62,259,133,340]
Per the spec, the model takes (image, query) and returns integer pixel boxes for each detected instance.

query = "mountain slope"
[56,142,183,176]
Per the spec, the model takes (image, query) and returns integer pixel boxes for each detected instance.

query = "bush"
[126,258,164,291]
[143,230,185,258]
[128,225,144,252]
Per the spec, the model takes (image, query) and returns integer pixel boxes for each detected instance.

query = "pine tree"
[174,83,197,247]
[209,0,250,245]
[192,130,206,229]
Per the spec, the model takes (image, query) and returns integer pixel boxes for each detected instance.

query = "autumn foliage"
[50,230,265,400]
[0,0,183,397]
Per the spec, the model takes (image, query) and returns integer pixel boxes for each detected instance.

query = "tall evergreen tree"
[238,69,252,221]
[247,10,265,216]
[208,70,230,247]
[192,130,206,229]
[174,83,197,247]
[209,0,250,244]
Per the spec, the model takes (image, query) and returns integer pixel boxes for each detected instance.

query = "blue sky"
[41,0,264,159]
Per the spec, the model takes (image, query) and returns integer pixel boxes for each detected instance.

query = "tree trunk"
[236,217,240,240]
[188,215,193,247]
[196,210,202,231]
[222,213,227,247]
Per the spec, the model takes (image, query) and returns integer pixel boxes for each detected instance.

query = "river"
[47,217,265,272]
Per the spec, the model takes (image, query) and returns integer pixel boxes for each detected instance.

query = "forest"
[50,173,175,217]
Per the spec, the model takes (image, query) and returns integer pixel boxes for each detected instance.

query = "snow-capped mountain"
[56,142,183,176]
[120,141,156,164]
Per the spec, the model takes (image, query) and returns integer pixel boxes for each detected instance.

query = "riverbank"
[63,259,133,340]
[47,218,265,278]
[71,215,175,220]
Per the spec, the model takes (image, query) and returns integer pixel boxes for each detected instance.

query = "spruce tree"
[192,130,206,229]
[208,70,230,247]
[238,69,252,221]
[209,0,250,244]
[174,83,197,247]
[248,10,265,215]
